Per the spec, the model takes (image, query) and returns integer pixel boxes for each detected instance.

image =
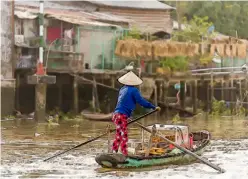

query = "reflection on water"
[1,113,248,178]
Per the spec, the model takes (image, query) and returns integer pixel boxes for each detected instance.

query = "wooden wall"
[99,7,173,34]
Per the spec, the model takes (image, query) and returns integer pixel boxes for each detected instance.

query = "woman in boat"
[112,71,160,156]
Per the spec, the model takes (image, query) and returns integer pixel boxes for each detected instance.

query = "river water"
[1,114,248,179]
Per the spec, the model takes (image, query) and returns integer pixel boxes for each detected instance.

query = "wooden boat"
[81,111,112,121]
[95,124,210,170]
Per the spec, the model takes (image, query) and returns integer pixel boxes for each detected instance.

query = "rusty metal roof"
[15,6,127,28]
[15,10,38,19]
[47,14,122,28]
[80,11,131,24]
[86,0,175,10]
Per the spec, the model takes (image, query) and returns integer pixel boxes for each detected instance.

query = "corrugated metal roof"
[15,1,83,11]
[87,0,175,10]
[81,11,131,23]
[47,14,121,28]
[15,10,38,19]
[15,5,129,25]
[15,6,125,28]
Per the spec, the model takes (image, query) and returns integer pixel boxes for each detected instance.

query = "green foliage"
[172,16,214,43]
[163,1,248,39]
[172,114,181,123]
[3,115,16,120]
[159,56,189,72]
[89,100,101,113]
[211,99,228,116]
[199,54,213,65]
[125,27,142,40]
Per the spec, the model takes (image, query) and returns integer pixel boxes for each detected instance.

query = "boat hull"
[95,136,210,170]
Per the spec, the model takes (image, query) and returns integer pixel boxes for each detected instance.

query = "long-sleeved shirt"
[114,85,156,117]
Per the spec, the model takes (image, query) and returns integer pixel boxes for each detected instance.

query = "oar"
[134,122,226,173]
[43,109,158,162]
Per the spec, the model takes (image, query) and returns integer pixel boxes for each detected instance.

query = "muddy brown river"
[1,114,248,178]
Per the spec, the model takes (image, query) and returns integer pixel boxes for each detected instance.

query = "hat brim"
[117,71,143,86]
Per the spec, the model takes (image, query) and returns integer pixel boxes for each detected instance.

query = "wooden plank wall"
[99,7,173,33]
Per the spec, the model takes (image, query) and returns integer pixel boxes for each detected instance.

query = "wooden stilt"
[205,81,209,112]
[239,79,242,100]
[159,81,163,101]
[111,76,115,88]
[58,83,62,110]
[230,79,234,115]
[245,78,248,116]
[154,85,158,119]
[221,79,224,100]
[15,72,20,111]
[189,81,193,99]
[73,76,79,114]
[180,81,185,110]
[192,80,198,114]
[92,76,100,111]
[163,81,170,118]
[210,70,214,111]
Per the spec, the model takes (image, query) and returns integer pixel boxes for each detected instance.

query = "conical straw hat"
[118,71,143,86]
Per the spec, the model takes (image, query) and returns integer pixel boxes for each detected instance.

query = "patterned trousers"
[112,113,128,156]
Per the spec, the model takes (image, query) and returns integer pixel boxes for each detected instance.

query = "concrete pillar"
[1,1,16,116]
[27,0,56,121]
[35,84,47,122]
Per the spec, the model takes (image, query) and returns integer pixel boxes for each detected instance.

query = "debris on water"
[48,122,60,126]
[71,124,80,128]
[81,134,91,138]
[34,133,41,137]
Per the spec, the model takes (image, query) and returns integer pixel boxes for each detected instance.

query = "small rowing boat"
[95,124,210,171]
[81,111,112,122]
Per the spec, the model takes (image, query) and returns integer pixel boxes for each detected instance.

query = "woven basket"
[188,43,195,57]
[210,44,217,56]
[216,44,225,57]
[237,44,247,59]
[194,44,200,55]
[115,40,124,56]
[231,44,237,57]
[225,44,231,57]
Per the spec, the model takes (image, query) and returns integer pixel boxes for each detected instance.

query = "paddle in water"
[134,122,226,173]
[43,109,158,162]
